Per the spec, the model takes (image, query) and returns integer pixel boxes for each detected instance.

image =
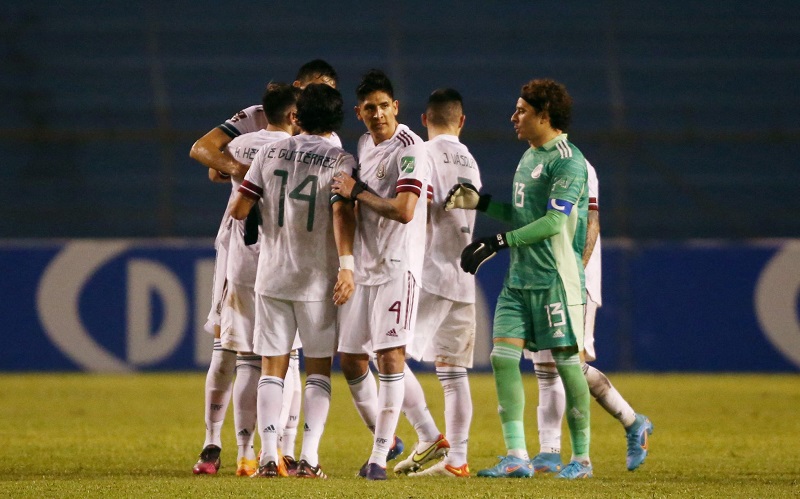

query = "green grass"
[2,372,799,498]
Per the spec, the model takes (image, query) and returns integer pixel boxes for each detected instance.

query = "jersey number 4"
[273,170,318,232]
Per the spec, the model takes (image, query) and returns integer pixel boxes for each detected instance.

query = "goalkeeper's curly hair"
[520,79,572,132]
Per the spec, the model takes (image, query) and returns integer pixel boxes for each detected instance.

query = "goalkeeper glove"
[460,233,508,274]
[243,204,261,246]
[444,183,491,212]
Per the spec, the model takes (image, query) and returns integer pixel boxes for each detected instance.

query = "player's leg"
[364,274,421,480]
[550,302,592,479]
[194,248,233,475]
[477,287,534,478]
[529,349,565,473]
[581,299,652,470]
[278,349,301,475]
[338,285,380,433]
[407,296,472,477]
[251,294,295,478]
[395,362,448,470]
[293,300,337,479]
[220,282,260,476]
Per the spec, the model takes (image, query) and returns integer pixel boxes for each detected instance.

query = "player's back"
[422,134,481,303]
[252,134,356,301]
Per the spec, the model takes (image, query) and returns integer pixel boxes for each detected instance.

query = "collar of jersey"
[430,134,460,144]
[538,133,569,151]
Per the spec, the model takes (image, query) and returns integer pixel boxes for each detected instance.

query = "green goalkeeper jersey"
[506,133,588,304]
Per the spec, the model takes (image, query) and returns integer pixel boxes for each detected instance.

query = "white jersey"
[224,129,292,287]
[416,134,481,303]
[354,124,428,286]
[585,162,601,306]
[240,134,356,301]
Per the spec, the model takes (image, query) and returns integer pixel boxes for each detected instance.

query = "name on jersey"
[265,147,344,168]
[442,152,476,169]
[234,146,260,161]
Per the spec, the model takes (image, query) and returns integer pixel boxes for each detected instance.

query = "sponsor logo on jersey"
[551,175,572,190]
[547,199,573,215]
[401,156,415,173]
[377,161,387,179]
[531,164,543,178]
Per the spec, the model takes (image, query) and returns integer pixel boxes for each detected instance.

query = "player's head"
[422,87,465,134]
[262,82,302,130]
[296,83,345,135]
[355,69,399,143]
[294,59,338,89]
[513,78,572,146]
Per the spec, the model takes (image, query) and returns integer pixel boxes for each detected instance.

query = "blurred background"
[2,1,799,372]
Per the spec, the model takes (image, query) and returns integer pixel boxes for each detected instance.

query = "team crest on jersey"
[401,156,415,173]
[377,161,387,179]
[531,164,543,179]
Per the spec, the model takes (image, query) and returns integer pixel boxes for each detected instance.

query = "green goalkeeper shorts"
[493,283,584,353]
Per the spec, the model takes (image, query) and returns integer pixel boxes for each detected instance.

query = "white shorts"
[220,281,256,353]
[338,272,419,354]
[253,294,335,358]
[409,289,476,368]
[204,242,229,334]
[525,298,599,363]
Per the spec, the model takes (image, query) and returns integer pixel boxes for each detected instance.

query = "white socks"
[534,363,565,454]
[369,372,405,467]
[300,374,332,467]
[402,363,441,444]
[203,342,236,448]
[347,368,379,433]
[436,366,471,466]
[256,375,284,465]
[279,353,302,458]
[233,354,260,461]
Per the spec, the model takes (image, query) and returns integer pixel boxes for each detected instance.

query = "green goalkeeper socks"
[490,342,526,452]
[553,350,591,459]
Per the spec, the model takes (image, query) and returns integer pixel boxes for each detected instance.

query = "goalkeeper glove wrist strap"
[476,194,492,212]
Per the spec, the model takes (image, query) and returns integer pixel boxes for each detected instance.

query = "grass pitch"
[2,372,799,498]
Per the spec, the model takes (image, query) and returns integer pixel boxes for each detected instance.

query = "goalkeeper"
[445,78,593,480]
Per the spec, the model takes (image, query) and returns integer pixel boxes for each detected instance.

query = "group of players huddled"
[188,59,653,480]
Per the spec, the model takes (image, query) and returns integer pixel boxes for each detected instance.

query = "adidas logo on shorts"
[386,328,398,337]
[552,329,565,338]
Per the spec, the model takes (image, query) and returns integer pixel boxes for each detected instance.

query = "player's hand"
[460,233,508,274]
[332,171,368,200]
[444,183,491,211]
[333,269,355,305]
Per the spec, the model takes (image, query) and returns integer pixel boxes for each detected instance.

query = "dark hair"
[295,59,338,85]
[356,69,394,101]
[425,88,464,127]
[261,83,302,125]
[520,79,572,131]
[296,83,344,134]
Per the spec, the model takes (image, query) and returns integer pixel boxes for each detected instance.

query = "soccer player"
[525,162,653,473]
[446,78,593,479]
[215,83,301,476]
[230,83,356,479]
[331,69,445,480]
[392,88,480,478]
[189,59,339,476]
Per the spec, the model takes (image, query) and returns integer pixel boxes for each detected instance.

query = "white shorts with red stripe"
[338,272,419,354]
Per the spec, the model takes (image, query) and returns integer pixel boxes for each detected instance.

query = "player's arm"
[582,209,599,266]
[459,204,570,275]
[332,198,356,306]
[190,127,248,178]
[331,171,419,224]
[444,182,514,223]
[229,193,255,220]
